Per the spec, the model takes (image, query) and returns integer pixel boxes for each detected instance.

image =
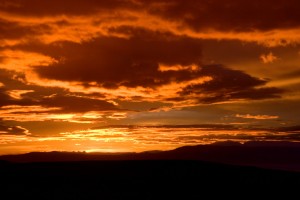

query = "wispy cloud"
[1,125,300,155]
[236,114,279,120]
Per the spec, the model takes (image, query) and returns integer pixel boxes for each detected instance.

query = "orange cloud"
[0,105,62,121]
[0,105,123,123]
[158,64,199,72]
[260,52,278,64]
[0,50,57,71]
[6,90,34,99]
[0,1,300,48]
[236,114,279,120]
[107,112,128,120]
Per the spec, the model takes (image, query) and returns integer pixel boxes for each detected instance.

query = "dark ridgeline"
[0,141,300,199]
[2,141,300,171]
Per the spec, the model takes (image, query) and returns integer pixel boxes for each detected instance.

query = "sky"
[0,0,300,154]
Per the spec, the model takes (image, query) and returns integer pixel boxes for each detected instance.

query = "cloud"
[145,0,300,31]
[279,69,300,79]
[141,0,300,46]
[0,18,59,45]
[176,132,300,143]
[0,0,298,153]
[59,125,300,151]
[0,29,283,106]
[0,0,299,47]
[0,105,125,123]
[1,124,300,155]
[158,64,199,72]
[0,122,30,135]
[236,114,279,120]
[0,69,119,113]
[38,94,118,113]
[0,75,121,122]
[0,93,121,123]
[2,0,300,33]
[32,32,203,88]
[0,0,136,16]
[178,65,283,103]
[23,35,281,104]
[0,0,300,31]
[260,52,278,64]
[0,87,15,106]
[276,126,300,132]
[0,50,57,72]
[6,90,34,99]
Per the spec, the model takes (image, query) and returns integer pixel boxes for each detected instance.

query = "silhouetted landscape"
[1,141,300,198]
[2,141,300,171]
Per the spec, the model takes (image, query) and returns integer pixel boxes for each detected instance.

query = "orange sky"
[0,0,300,154]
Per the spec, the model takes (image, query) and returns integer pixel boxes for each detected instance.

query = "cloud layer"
[0,0,300,47]
[0,0,299,154]
[0,122,29,135]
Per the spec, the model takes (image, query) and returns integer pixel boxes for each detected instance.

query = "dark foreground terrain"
[1,141,300,199]
[0,160,300,199]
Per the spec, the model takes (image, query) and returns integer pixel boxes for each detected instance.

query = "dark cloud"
[2,0,300,32]
[276,126,300,132]
[33,31,202,88]
[0,122,29,135]
[0,0,137,16]
[176,132,300,143]
[0,20,59,43]
[21,30,282,103]
[0,70,25,88]
[38,94,118,113]
[1,26,283,105]
[280,69,300,79]
[0,93,118,113]
[178,65,283,103]
[0,89,118,114]
[0,69,118,113]
[0,19,33,40]
[0,87,33,107]
[144,0,300,32]
[0,87,38,107]
[0,88,13,106]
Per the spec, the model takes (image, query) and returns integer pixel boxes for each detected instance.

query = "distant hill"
[1,141,300,198]
[1,141,300,171]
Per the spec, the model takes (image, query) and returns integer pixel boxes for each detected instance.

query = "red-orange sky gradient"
[1,0,300,154]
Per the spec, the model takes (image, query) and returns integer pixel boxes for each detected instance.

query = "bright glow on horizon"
[1,126,299,155]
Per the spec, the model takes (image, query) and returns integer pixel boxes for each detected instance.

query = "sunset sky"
[1,0,300,154]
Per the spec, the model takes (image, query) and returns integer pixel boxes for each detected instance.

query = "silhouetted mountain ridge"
[1,141,300,171]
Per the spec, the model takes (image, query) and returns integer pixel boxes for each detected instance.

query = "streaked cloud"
[236,114,279,120]
[1,125,300,154]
